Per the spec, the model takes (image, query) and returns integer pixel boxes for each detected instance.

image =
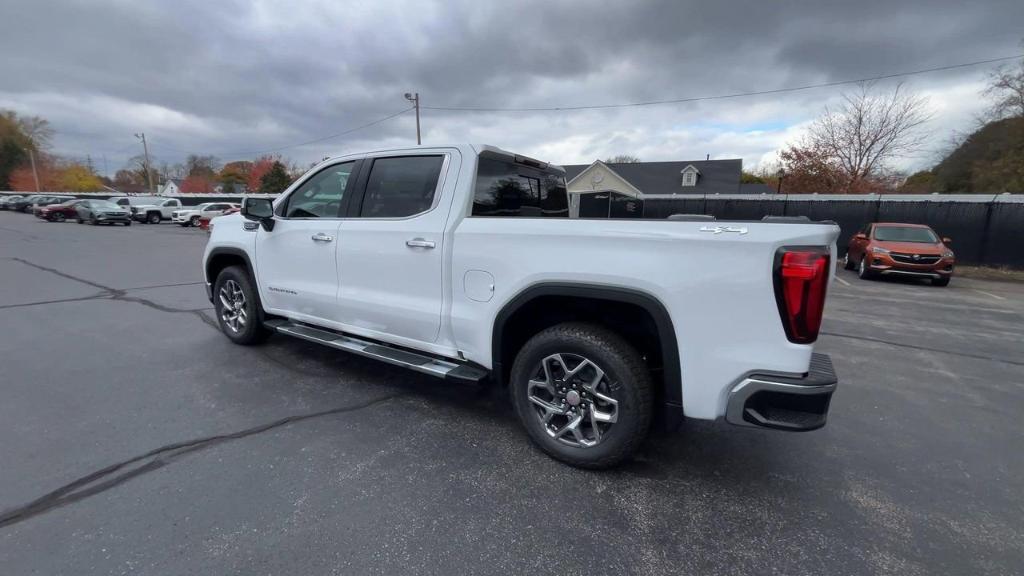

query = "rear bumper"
[725,353,837,431]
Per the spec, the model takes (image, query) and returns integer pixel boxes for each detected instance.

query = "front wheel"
[190,215,201,227]
[843,252,855,270]
[213,265,271,345]
[932,276,950,287]
[147,212,161,224]
[52,212,66,222]
[510,322,653,469]
[857,257,873,280]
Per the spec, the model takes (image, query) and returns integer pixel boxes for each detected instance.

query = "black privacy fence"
[632,193,1024,268]
[5,191,1023,267]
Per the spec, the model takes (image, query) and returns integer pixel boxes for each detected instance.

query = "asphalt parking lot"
[1,211,1022,575]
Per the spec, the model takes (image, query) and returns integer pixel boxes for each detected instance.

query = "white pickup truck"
[128,197,182,224]
[203,144,840,468]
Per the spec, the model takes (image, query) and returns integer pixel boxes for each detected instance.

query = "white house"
[159,178,183,195]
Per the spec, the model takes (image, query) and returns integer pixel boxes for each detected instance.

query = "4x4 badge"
[699,226,748,235]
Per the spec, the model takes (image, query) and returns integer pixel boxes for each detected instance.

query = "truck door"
[335,151,458,345]
[254,160,357,321]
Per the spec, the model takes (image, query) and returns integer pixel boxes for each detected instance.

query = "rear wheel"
[843,252,855,270]
[510,322,653,469]
[52,212,66,222]
[213,265,272,345]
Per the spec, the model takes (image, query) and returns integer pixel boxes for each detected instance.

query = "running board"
[264,319,488,384]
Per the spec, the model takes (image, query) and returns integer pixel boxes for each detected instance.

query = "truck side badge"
[699,226,748,235]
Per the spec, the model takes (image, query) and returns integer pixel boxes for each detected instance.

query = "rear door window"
[357,156,444,218]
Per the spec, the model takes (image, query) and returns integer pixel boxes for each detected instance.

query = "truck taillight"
[773,247,830,344]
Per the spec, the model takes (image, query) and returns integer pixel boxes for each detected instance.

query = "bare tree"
[984,57,1024,119]
[805,82,931,192]
[14,114,53,150]
[604,154,641,163]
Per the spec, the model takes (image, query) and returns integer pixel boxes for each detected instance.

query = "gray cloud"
[1,0,1021,173]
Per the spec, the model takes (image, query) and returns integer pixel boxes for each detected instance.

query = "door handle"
[311,233,334,242]
[406,238,435,249]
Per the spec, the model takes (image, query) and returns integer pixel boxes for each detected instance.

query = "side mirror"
[855,233,867,240]
[942,237,952,245]
[242,197,275,231]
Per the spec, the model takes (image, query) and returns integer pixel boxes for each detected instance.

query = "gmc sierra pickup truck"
[203,144,840,468]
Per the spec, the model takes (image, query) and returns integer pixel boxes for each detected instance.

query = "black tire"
[123,221,131,226]
[179,223,190,227]
[213,265,272,345]
[147,212,161,224]
[90,216,98,225]
[932,276,950,287]
[510,322,653,469]
[190,215,201,227]
[843,252,855,270]
[857,257,873,280]
[52,212,66,222]
[77,216,85,224]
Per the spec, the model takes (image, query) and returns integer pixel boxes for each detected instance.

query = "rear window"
[472,153,568,218]
[873,226,938,243]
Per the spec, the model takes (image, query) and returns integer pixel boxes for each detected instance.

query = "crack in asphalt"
[6,257,212,316]
[0,393,404,530]
[820,330,1024,367]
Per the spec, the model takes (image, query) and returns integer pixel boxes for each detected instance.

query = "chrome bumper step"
[264,319,489,384]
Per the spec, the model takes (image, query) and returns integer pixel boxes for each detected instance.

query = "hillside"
[932,116,1024,193]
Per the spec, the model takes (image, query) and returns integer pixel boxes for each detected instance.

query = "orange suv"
[844,223,955,286]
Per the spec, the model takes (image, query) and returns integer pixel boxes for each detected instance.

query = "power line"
[208,106,414,158]
[423,54,1024,112]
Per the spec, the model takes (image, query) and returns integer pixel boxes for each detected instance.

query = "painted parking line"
[835,276,852,287]
[973,289,1006,301]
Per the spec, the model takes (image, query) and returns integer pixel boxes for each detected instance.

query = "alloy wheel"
[218,279,248,333]
[526,353,619,448]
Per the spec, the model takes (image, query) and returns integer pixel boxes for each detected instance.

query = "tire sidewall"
[510,325,651,467]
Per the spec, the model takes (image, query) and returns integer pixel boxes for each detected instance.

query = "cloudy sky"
[2,0,1022,177]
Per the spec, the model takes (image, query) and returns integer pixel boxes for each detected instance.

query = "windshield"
[873,226,939,243]
[93,201,120,210]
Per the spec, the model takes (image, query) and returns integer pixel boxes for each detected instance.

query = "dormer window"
[680,165,700,187]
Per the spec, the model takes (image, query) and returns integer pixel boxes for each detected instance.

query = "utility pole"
[26,147,40,192]
[135,132,154,193]
[404,92,421,145]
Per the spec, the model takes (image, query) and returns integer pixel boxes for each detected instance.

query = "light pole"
[24,146,40,192]
[404,92,421,145]
[135,132,155,193]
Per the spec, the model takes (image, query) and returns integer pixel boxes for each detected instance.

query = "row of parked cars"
[0,194,238,227]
